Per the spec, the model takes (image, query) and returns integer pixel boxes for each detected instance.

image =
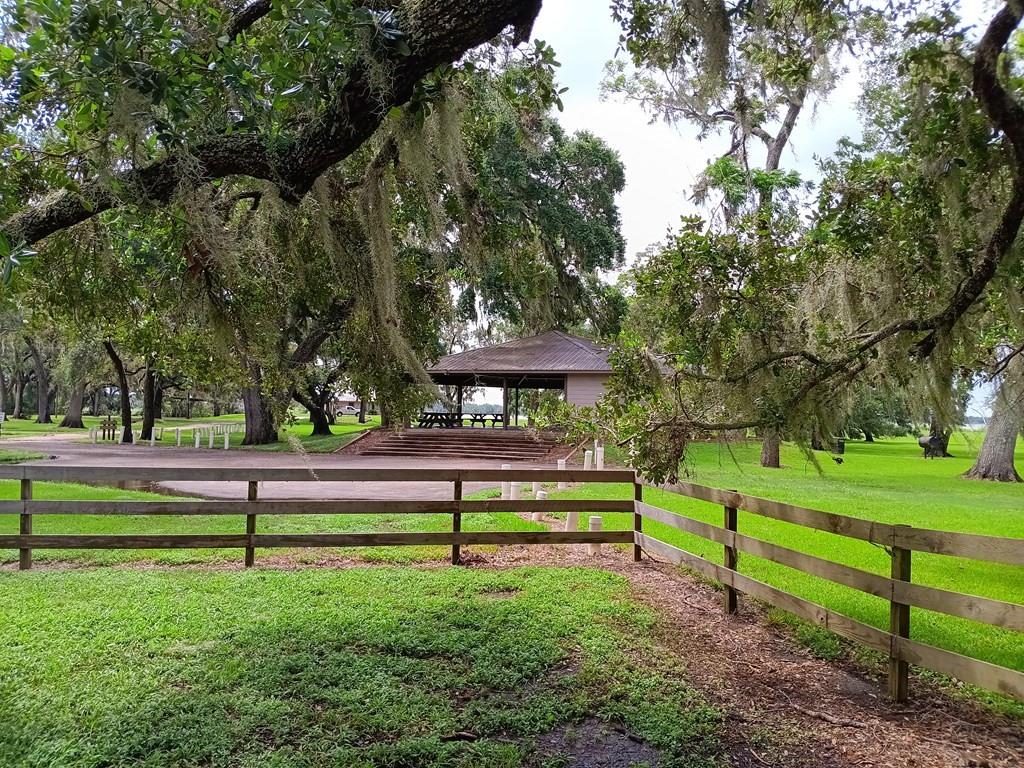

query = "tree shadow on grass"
[1,568,723,768]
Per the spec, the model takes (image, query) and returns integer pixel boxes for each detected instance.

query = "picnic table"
[416,412,505,428]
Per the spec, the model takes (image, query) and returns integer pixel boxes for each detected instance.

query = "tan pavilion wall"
[565,373,609,407]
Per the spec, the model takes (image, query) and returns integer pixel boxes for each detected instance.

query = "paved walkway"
[1,436,552,500]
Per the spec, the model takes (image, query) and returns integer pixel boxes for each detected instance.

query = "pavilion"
[425,330,612,428]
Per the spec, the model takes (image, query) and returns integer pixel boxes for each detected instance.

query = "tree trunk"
[103,341,134,443]
[91,388,101,415]
[810,424,825,452]
[929,416,953,457]
[964,372,1022,482]
[59,381,86,428]
[760,432,781,468]
[358,398,368,424]
[0,366,7,414]
[212,397,222,417]
[241,385,279,445]
[12,372,25,419]
[24,337,51,424]
[292,389,332,436]
[141,365,156,441]
[154,381,164,420]
[863,428,874,443]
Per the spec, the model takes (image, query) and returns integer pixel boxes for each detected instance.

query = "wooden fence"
[0,465,1021,704]
[633,480,1024,703]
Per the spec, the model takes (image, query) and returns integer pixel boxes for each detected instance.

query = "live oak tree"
[593,2,1024,483]
[604,0,875,467]
[0,0,544,248]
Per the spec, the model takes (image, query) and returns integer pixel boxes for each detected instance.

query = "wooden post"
[633,481,643,562]
[889,544,912,701]
[244,480,258,568]
[452,478,463,565]
[19,478,31,570]
[502,379,509,429]
[723,502,738,614]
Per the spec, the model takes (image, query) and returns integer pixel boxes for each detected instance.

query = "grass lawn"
[0,566,723,768]
[551,433,1024,684]
[0,410,378,454]
[153,414,378,453]
[0,449,43,463]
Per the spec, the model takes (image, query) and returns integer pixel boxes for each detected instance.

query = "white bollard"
[533,490,547,521]
[91,428,97,444]
[208,430,214,449]
[194,431,201,449]
[501,463,512,500]
[596,446,605,470]
[510,481,521,500]
[149,433,156,447]
[224,432,230,450]
[557,458,567,490]
[531,481,541,495]
[565,509,579,533]
[594,438,600,452]
[588,516,602,555]
[176,428,181,447]
[584,450,593,471]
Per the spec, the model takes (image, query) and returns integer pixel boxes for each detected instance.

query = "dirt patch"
[476,587,523,600]
[532,717,662,767]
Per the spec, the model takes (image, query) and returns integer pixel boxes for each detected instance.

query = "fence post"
[452,478,463,565]
[244,480,258,568]
[723,499,738,614]
[19,478,32,570]
[888,540,912,702]
[633,479,643,562]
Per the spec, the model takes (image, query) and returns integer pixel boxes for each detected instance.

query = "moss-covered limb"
[0,0,541,247]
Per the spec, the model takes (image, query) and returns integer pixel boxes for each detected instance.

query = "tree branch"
[1,0,541,246]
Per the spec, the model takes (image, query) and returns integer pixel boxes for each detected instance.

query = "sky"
[531,1,864,259]
[528,0,997,419]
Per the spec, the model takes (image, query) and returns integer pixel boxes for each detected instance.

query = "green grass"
[0,566,723,768]
[153,415,379,453]
[0,449,42,463]
[553,434,1024,691]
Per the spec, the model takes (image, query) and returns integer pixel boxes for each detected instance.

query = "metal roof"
[427,331,612,376]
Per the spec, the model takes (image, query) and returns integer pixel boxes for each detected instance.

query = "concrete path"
[1,436,554,500]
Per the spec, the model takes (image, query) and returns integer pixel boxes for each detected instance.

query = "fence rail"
[633,482,1024,703]
[1,465,1021,703]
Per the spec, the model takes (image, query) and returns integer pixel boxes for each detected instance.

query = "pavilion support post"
[515,386,519,428]
[502,379,509,429]
[456,385,463,424]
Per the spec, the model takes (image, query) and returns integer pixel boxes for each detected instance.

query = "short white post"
[501,463,512,500]
[588,516,602,555]
[583,450,593,471]
[557,458,567,491]
[194,431,201,449]
[176,428,181,447]
[208,430,214,449]
[223,432,230,450]
[149,432,156,447]
[594,438,600,452]
[596,446,605,470]
[510,481,521,500]
[533,490,547,521]
[531,481,541,495]
[91,428,97,444]
[565,509,579,533]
